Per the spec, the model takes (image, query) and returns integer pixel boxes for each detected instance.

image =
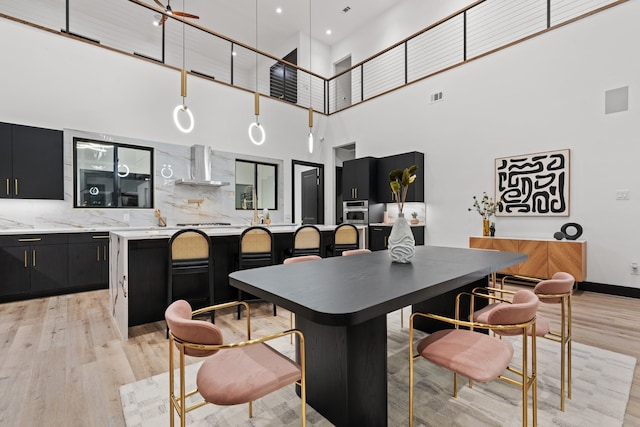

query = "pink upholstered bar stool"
[341,248,371,256]
[530,271,575,411]
[479,271,575,411]
[410,289,540,427]
[165,300,306,427]
[283,255,322,340]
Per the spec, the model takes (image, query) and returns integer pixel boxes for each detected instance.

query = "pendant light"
[248,0,266,145]
[173,0,194,133]
[307,0,314,153]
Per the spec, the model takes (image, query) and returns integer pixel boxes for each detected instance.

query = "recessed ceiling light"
[276,7,282,14]
[326,29,332,35]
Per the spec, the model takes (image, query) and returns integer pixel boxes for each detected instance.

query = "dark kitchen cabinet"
[128,239,169,326]
[369,225,425,251]
[0,122,64,200]
[342,157,377,201]
[68,233,109,288]
[0,234,68,299]
[0,123,11,197]
[376,151,424,203]
[127,235,242,326]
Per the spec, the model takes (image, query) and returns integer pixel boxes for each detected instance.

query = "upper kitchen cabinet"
[376,151,424,203]
[342,157,377,201]
[0,122,63,199]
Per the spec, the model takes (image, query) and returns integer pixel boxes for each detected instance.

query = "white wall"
[1,1,638,288]
[326,1,640,287]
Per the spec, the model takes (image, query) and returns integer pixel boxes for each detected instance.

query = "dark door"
[302,169,319,224]
[292,160,324,225]
[335,166,343,224]
[270,49,298,103]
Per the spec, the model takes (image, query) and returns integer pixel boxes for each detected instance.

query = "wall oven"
[343,201,368,224]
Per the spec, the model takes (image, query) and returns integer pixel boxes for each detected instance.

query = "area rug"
[120,313,636,427]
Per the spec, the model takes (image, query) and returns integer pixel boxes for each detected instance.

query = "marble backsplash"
[0,128,284,231]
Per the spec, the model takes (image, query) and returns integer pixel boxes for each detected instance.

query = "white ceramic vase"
[388,213,415,263]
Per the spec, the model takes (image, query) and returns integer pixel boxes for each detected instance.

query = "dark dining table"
[228,245,526,427]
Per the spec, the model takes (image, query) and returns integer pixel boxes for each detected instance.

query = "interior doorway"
[333,143,356,224]
[334,55,352,111]
[291,160,324,225]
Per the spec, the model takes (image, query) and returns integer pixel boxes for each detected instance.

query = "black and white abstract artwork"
[495,149,570,216]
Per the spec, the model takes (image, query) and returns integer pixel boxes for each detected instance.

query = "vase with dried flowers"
[388,165,418,263]
[469,192,502,236]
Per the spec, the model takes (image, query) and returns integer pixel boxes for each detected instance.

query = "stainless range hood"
[175,145,230,187]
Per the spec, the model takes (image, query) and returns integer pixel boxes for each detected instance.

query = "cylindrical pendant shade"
[308,107,313,128]
[181,69,187,97]
[254,92,260,116]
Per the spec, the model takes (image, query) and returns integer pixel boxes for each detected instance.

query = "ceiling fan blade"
[152,0,165,9]
[173,11,200,19]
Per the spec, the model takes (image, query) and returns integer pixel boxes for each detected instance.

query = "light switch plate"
[616,189,630,200]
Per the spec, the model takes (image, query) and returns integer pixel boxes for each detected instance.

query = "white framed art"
[495,149,570,216]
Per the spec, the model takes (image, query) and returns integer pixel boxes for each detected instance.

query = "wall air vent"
[342,6,351,13]
[430,91,443,103]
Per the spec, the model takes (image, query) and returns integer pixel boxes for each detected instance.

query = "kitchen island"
[109,224,366,339]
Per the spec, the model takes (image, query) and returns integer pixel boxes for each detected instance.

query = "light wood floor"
[0,287,639,426]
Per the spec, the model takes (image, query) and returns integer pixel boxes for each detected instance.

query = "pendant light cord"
[309,0,312,112]
[181,0,186,105]
[255,0,259,122]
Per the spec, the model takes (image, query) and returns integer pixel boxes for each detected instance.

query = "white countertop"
[0,224,369,238]
[369,222,425,227]
[111,224,367,239]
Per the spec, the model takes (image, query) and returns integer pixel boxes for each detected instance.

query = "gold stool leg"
[567,294,572,401]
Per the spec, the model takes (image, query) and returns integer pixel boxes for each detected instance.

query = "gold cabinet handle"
[97,245,101,262]
[384,236,388,248]
[32,249,36,267]
[23,250,27,268]
[14,178,18,196]
[103,245,107,261]
[92,235,109,239]
[5,178,8,196]
[19,238,41,242]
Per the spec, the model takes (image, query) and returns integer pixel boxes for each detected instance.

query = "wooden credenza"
[469,236,587,282]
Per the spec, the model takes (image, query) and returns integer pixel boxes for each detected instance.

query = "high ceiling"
[157,0,405,49]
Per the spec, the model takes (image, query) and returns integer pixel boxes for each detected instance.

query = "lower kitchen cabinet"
[68,232,110,288]
[369,225,425,251]
[0,232,111,302]
[0,234,68,299]
[127,235,244,326]
[128,239,169,327]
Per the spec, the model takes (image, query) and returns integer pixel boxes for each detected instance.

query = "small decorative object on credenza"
[410,211,419,224]
[469,192,502,236]
[388,165,418,263]
[554,222,583,240]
